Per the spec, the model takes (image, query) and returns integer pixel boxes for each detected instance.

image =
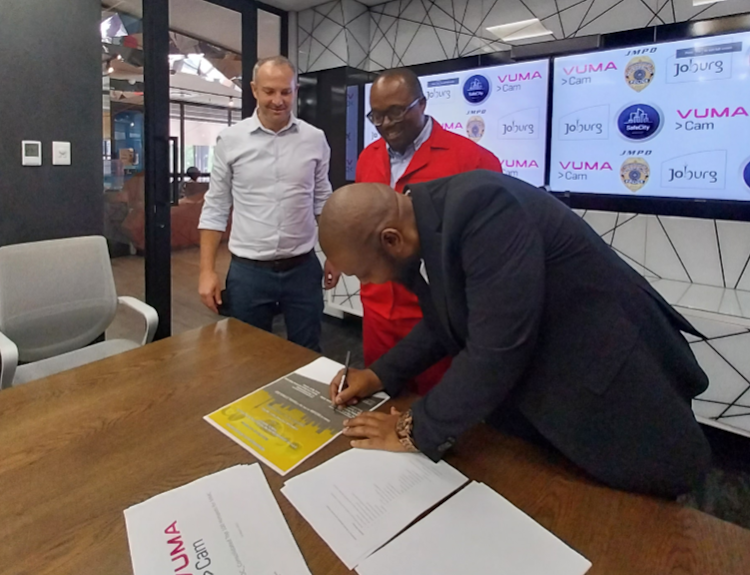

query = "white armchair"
[0,236,158,389]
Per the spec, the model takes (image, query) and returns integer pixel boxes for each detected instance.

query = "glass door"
[102,0,273,340]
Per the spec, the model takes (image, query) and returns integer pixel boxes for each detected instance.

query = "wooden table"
[1,319,748,575]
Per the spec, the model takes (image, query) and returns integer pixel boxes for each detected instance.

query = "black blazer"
[371,170,708,466]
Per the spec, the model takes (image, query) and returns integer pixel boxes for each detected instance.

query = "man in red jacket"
[356,68,502,395]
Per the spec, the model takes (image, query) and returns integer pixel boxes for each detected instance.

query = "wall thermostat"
[22,140,42,166]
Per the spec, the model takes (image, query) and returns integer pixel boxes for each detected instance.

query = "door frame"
[142,0,283,339]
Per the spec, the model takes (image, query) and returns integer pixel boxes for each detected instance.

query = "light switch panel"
[21,141,42,166]
[52,141,71,166]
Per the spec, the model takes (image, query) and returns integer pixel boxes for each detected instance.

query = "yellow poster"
[205,358,388,475]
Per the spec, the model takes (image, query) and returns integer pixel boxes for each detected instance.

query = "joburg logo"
[625,56,655,92]
[620,157,650,192]
[563,118,603,136]
[660,150,727,189]
[466,116,485,142]
[672,57,724,79]
[617,104,662,141]
[463,75,491,105]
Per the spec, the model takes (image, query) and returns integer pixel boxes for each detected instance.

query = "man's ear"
[380,227,403,256]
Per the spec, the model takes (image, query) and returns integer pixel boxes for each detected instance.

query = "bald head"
[320,184,421,285]
[373,68,424,101]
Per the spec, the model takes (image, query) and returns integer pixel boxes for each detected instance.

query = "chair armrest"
[0,330,19,390]
[118,296,159,345]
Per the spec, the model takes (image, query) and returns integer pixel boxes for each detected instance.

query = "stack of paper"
[205,357,389,475]
[282,448,469,569]
[356,481,592,575]
[124,464,310,575]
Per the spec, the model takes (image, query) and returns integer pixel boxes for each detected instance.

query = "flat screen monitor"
[550,31,750,202]
[363,59,550,187]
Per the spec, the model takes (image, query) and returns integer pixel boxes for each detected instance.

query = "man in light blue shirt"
[198,56,339,351]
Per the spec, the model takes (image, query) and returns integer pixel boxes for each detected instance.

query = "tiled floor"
[111,246,750,530]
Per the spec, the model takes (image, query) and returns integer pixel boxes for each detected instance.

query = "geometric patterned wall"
[298,0,370,72]
[578,210,750,437]
[298,0,749,72]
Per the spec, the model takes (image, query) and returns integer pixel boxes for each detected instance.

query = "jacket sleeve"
[369,320,448,397]
[411,194,545,461]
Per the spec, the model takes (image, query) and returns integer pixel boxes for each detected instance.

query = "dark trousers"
[224,252,324,352]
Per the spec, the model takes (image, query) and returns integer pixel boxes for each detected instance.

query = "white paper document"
[124,464,311,575]
[356,481,592,575]
[282,449,468,569]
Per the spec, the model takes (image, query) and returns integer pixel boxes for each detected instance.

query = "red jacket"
[355,120,502,321]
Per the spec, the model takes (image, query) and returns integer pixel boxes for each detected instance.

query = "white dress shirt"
[199,112,333,260]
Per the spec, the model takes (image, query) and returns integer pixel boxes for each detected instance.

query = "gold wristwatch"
[396,409,418,452]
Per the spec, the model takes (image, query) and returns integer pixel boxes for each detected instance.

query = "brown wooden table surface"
[1,318,748,575]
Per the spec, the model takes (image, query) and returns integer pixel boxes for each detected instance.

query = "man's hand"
[329,367,383,407]
[323,260,341,290]
[198,270,222,313]
[343,407,407,451]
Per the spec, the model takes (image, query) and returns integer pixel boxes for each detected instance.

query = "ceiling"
[265,0,384,9]
[102,0,282,56]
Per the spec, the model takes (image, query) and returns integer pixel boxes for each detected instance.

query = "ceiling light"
[107,66,115,74]
[486,18,553,42]
[693,0,727,5]
[228,98,235,108]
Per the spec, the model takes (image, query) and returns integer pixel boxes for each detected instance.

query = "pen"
[336,351,351,408]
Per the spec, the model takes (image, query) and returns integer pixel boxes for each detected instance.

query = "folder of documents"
[124,464,311,575]
[282,448,469,569]
[356,481,592,575]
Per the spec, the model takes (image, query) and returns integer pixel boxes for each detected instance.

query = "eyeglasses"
[366,98,422,127]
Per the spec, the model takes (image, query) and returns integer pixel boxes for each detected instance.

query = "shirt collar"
[248,110,299,135]
[387,116,433,159]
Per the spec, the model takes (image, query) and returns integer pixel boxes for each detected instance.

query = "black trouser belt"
[231,251,313,272]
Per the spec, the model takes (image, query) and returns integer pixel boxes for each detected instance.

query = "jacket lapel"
[409,185,460,352]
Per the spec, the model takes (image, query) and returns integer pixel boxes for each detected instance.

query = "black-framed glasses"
[367,97,422,127]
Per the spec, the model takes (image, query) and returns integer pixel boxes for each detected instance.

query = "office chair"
[0,236,158,389]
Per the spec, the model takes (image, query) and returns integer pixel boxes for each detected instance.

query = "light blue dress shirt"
[388,117,433,188]
[199,112,332,260]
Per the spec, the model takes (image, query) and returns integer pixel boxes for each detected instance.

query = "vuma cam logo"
[617,103,662,141]
[463,75,491,105]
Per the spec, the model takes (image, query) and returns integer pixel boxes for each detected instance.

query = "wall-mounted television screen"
[363,59,550,187]
[550,31,750,202]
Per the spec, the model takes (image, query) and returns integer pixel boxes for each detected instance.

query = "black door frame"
[142,0,287,339]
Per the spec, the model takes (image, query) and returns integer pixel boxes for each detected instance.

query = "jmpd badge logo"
[620,157,650,192]
[463,75,491,105]
[743,158,750,190]
[466,116,485,142]
[625,56,655,92]
[617,103,662,141]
